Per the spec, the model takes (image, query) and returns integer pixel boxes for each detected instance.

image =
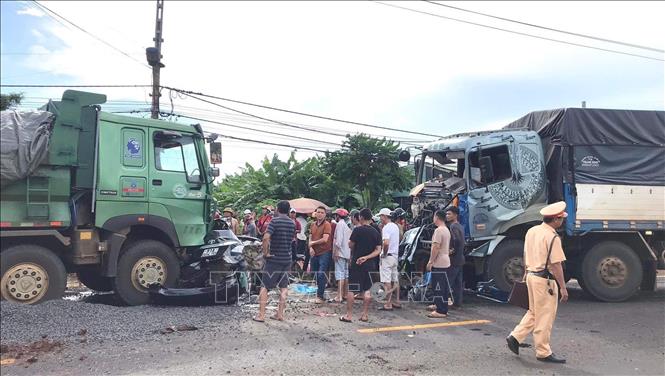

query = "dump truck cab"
[1,90,220,305]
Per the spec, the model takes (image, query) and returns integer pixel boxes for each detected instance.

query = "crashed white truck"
[401,108,665,302]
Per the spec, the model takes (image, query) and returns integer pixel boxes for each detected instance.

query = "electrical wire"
[1,84,152,88]
[173,91,374,139]
[374,1,664,62]
[31,1,151,69]
[160,111,343,147]
[2,84,433,142]
[163,86,445,138]
[422,1,664,53]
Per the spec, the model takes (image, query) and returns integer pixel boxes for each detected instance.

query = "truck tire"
[113,240,180,306]
[581,241,642,302]
[487,239,524,292]
[1,245,66,304]
[76,269,113,292]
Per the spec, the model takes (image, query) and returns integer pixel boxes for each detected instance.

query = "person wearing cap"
[243,209,257,238]
[507,201,569,364]
[222,208,239,235]
[377,208,402,310]
[332,208,352,303]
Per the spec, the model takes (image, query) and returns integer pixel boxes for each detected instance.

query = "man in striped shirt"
[253,200,296,322]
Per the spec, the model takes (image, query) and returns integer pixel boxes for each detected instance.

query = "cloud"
[17,7,44,17]
[31,29,45,40]
[9,1,665,177]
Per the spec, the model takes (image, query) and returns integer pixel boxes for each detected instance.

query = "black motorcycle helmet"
[391,208,406,221]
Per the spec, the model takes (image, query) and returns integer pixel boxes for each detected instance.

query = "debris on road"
[0,338,63,367]
[159,325,199,335]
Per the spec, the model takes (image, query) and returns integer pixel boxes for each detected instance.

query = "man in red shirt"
[257,205,273,237]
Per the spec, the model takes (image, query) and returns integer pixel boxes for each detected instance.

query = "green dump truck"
[1,90,221,305]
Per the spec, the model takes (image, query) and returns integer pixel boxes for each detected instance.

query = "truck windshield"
[155,135,202,183]
[416,152,463,184]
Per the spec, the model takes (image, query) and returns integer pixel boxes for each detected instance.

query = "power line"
[163,86,445,138]
[173,91,362,139]
[1,84,152,88]
[31,1,151,69]
[422,1,664,53]
[374,1,664,62]
[215,134,328,153]
[160,111,343,147]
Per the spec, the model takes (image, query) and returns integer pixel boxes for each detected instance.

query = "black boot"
[537,354,566,364]
[506,335,519,355]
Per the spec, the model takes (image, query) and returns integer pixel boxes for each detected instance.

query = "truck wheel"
[1,245,66,304]
[487,239,524,292]
[581,241,642,302]
[113,240,180,306]
[76,269,113,292]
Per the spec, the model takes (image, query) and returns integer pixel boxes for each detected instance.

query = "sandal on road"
[377,306,394,311]
[359,316,369,322]
[270,315,284,321]
[339,316,352,323]
[252,317,265,323]
[427,312,448,318]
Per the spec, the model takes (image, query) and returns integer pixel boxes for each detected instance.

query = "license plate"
[201,247,219,257]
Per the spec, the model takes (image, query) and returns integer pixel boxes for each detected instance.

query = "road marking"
[357,319,492,334]
[0,358,16,366]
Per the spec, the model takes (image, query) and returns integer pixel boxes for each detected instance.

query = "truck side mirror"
[209,166,220,178]
[210,142,222,165]
[479,156,494,184]
[398,150,411,162]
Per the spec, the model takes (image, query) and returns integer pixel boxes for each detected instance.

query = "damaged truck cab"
[1,90,221,305]
[402,109,665,302]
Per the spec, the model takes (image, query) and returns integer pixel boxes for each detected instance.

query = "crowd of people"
[228,201,465,324]
[228,199,570,363]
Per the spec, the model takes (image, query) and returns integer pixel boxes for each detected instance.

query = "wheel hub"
[503,257,524,285]
[1,263,49,303]
[131,257,167,290]
[597,257,626,287]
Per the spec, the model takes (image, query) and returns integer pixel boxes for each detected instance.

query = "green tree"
[323,134,413,210]
[0,92,24,111]
[213,152,351,213]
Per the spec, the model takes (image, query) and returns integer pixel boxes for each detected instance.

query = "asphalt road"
[1,277,664,376]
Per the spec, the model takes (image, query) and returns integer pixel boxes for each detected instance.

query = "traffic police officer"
[506,201,569,364]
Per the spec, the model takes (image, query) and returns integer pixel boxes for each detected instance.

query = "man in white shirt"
[377,208,402,311]
[332,208,352,303]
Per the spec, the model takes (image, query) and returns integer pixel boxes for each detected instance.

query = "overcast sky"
[2,1,663,176]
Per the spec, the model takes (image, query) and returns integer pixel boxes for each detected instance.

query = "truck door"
[466,140,546,238]
[148,130,208,247]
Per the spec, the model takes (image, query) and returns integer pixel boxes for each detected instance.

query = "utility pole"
[146,0,165,119]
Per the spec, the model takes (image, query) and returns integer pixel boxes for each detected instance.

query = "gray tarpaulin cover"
[503,109,665,197]
[0,110,54,187]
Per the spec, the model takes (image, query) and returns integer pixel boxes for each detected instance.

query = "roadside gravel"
[0,299,244,345]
